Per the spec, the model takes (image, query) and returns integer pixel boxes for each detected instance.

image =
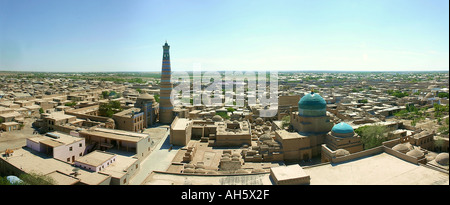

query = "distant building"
[288,91,334,158]
[134,93,158,128]
[78,127,152,160]
[170,117,193,146]
[112,108,144,132]
[26,132,86,164]
[159,41,174,124]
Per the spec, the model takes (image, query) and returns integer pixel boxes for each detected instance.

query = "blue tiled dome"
[298,92,327,110]
[332,122,354,134]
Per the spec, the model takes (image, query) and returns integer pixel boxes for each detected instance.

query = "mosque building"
[134,93,159,128]
[159,41,175,124]
[275,91,363,161]
[288,91,334,158]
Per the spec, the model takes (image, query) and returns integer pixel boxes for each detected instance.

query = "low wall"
[383,146,419,164]
[66,113,111,122]
[332,146,384,164]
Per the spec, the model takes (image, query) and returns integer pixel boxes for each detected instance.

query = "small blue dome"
[298,92,327,110]
[332,122,354,134]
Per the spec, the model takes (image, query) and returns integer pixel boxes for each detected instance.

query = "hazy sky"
[0,0,448,72]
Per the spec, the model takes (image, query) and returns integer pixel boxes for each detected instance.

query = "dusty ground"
[142,126,168,151]
[0,118,38,152]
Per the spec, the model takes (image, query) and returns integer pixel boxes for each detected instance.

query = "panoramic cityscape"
[0,0,448,192]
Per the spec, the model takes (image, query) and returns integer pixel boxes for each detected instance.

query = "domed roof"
[435,153,449,166]
[137,93,155,100]
[425,152,437,161]
[184,164,195,169]
[332,122,354,134]
[236,169,249,174]
[406,149,424,158]
[206,171,218,175]
[335,149,350,157]
[195,164,206,169]
[232,152,241,157]
[259,133,272,141]
[255,117,264,125]
[194,169,206,174]
[393,144,410,153]
[252,168,265,173]
[298,91,326,110]
[212,115,223,122]
[183,168,195,173]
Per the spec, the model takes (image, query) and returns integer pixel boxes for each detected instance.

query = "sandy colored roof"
[45,171,80,185]
[40,139,65,148]
[94,127,148,139]
[45,112,76,121]
[304,152,449,185]
[75,151,116,167]
[79,130,142,143]
[270,164,309,182]
[99,154,138,178]
[1,122,19,126]
[0,148,110,185]
[28,132,84,147]
[276,130,306,140]
[173,118,192,130]
[0,111,21,118]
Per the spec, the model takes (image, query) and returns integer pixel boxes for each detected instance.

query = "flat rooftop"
[172,118,192,130]
[28,132,84,147]
[75,150,116,167]
[95,127,148,139]
[144,172,272,185]
[45,171,80,185]
[270,164,309,182]
[276,130,306,140]
[0,148,110,185]
[100,154,138,179]
[303,152,449,185]
[113,108,141,117]
[80,128,148,143]
[44,112,75,121]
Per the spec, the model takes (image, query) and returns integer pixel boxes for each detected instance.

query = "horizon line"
[0,69,449,73]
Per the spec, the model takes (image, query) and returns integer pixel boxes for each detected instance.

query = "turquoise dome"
[298,92,327,110]
[332,122,354,134]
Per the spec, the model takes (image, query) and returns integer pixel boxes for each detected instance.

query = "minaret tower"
[159,41,174,124]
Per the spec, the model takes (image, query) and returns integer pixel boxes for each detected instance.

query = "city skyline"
[0,0,449,72]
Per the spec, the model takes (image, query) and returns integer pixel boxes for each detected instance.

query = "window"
[123,178,126,184]
[79,143,82,147]
[79,153,82,156]
[67,158,70,162]
[69,147,73,151]
[136,164,138,169]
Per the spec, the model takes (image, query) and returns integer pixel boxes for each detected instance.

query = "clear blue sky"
[0,0,448,72]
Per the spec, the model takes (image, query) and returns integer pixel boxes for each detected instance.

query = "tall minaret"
[159,41,174,124]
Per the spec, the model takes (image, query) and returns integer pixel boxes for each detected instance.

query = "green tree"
[39,108,44,114]
[355,125,387,150]
[101,91,109,99]
[216,112,230,120]
[99,101,123,117]
[438,92,449,98]
[19,172,56,185]
[227,107,235,113]
[281,115,290,128]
